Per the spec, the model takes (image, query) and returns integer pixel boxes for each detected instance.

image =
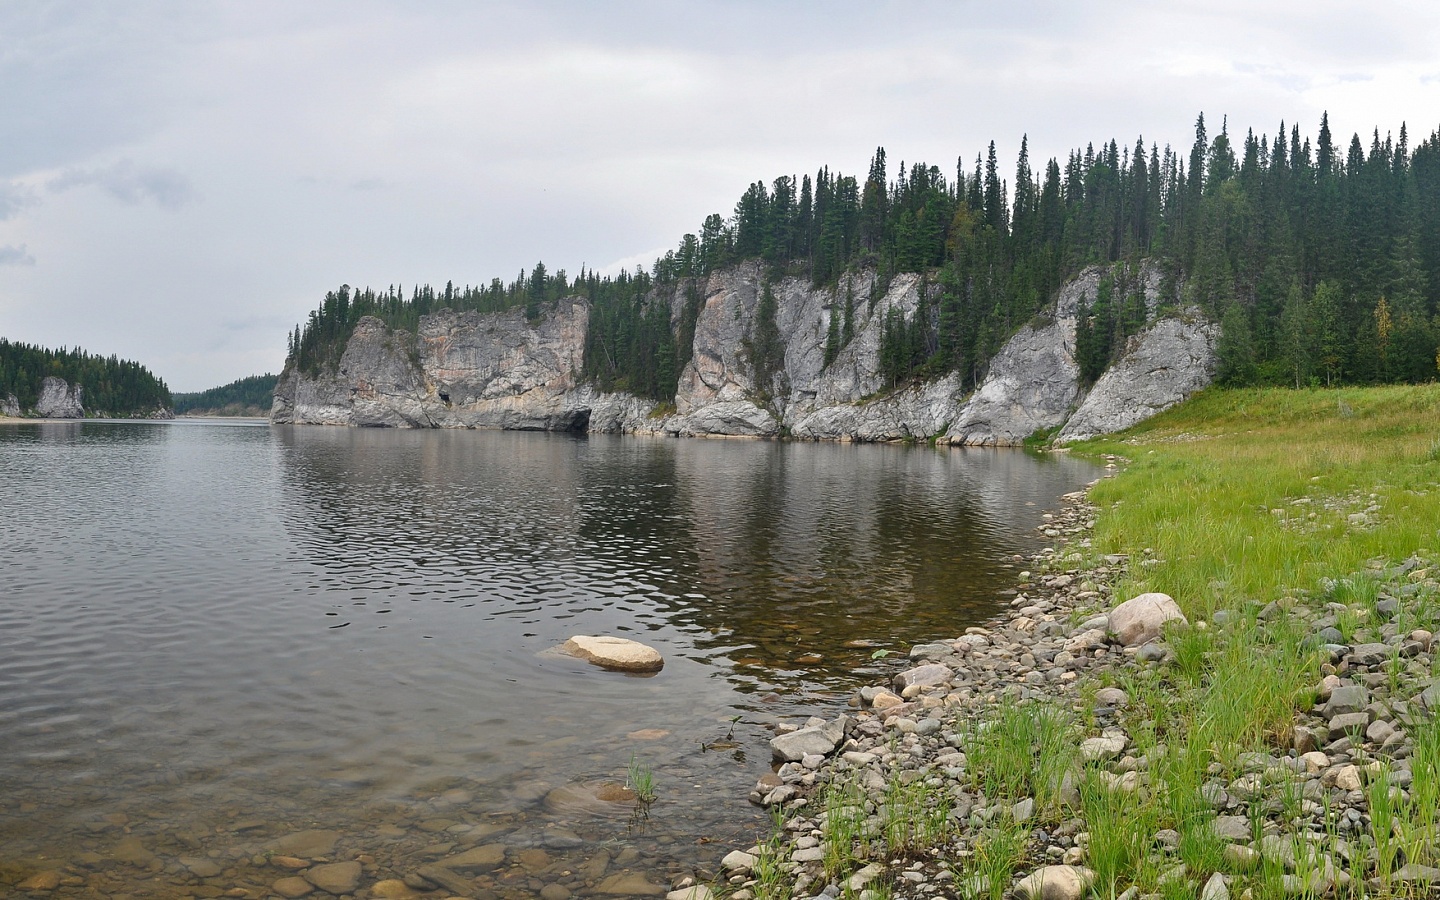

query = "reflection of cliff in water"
[273,428,1098,696]
[573,440,1100,690]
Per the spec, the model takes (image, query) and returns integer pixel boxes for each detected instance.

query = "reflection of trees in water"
[274,428,1096,695]
[570,439,1099,692]
[654,445,1017,686]
[275,427,588,579]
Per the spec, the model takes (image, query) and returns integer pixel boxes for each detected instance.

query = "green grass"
[1070,385,1438,785]
[626,754,657,804]
[750,807,795,900]
[1062,385,1440,899]
[879,770,950,858]
[1079,385,1440,616]
[1078,766,1157,898]
[957,699,1077,811]
[820,774,869,880]
[956,813,1028,900]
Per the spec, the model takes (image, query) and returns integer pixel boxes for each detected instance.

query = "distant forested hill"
[284,112,1440,398]
[0,338,171,415]
[172,374,278,416]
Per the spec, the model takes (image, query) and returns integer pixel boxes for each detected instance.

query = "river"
[0,420,1097,898]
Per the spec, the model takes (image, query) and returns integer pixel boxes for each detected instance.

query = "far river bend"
[0,420,1098,898]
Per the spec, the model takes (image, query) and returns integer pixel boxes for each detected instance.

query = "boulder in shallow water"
[266,829,340,858]
[561,635,664,672]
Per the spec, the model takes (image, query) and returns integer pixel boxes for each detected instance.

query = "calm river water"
[0,420,1097,898]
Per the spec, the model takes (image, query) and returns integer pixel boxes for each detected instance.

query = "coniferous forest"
[0,338,172,415]
[171,374,279,416]
[287,113,1440,401]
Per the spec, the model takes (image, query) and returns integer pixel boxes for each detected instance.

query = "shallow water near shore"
[0,420,1097,897]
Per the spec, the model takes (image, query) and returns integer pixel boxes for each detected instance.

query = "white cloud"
[0,244,36,266]
[47,160,195,210]
[0,182,37,220]
[1,1,1439,391]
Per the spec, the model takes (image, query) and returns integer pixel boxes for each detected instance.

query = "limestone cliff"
[666,263,958,440]
[1,375,171,419]
[1055,314,1218,443]
[36,376,85,418]
[272,262,1216,443]
[273,300,620,430]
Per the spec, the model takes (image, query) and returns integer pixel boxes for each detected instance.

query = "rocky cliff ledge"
[272,264,1216,444]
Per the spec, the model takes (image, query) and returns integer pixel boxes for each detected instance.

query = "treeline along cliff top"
[0,339,171,416]
[286,113,1440,401]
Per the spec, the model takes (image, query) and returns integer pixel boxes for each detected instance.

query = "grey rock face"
[789,373,963,442]
[273,303,616,429]
[669,400,779,438]
[420,302,591,430]
[272,261,1212,442]
[669,265,955,439]
[944,267,1100,446]
[346,317,435,427]
[1,393,18,417]
[1056,313,1217,443]
[671,261,777,432]
[273,316,433,427]
[36,376,84,418]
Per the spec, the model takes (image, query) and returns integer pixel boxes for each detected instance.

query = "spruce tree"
[1216,300,1257,385]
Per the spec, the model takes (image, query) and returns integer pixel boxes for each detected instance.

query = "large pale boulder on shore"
[770,715,852,762]
[1014,865,1096,900]
[561,635,664,673]
[1108,592,1188,646]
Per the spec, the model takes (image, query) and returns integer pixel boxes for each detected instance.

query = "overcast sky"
[2,1,1438,391]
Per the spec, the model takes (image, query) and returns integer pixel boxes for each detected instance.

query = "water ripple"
[1,420,1096,875]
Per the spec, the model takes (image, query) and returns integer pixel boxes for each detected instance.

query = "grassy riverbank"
[1066,385,1440,898]
[1082,385,1440,619]
[738,385,1440,900]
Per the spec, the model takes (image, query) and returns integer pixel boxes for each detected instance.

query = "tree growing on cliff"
[0,339,171,415]
[285,113,1440,399]
[745,283,786,404]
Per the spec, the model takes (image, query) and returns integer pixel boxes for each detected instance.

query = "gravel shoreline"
[712,480,1440,900]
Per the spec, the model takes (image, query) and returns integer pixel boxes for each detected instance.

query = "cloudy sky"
[2,1,1438,391]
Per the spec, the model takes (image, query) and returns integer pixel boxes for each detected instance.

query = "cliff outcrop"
[1055,314,1218,443]
[272,263,1217,444]
[35,376,85,418]
[1,375,171,419]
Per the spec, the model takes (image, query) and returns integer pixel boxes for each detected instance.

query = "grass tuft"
[626,754,657,804]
